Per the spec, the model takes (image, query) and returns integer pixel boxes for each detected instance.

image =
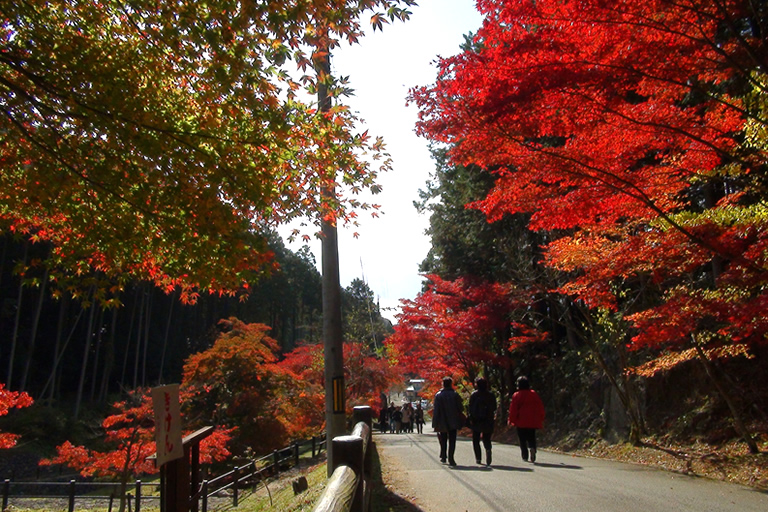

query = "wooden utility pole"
[316,35,346,476]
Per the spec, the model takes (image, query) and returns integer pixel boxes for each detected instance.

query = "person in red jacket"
[507,376,545,463]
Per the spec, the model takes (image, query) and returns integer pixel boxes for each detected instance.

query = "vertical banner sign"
[151,384,184,467]
[332,376,345,414]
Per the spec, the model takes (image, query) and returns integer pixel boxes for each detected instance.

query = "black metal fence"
[1,433,327,512]
[1,479,158,512]
[197,433,327,512]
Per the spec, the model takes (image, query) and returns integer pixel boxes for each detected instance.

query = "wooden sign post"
[160,427,214,512]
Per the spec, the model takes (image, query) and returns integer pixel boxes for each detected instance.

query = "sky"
[282,1,485,323]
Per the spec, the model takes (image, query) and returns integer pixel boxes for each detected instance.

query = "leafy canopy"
[1,0,415,300]
[411,0,768,351]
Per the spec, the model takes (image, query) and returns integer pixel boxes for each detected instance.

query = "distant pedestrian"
[379,406,388,433]
[414,403,425,434]
[507,376,545,463]
[388,403,397,434]
[432,376,464,466]
[401,402,413,433]
[469,377,497,466]
[392,407,403,433]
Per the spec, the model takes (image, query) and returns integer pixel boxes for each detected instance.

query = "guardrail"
[312,406,373,512]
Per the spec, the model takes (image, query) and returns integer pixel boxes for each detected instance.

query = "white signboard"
[151,384,184,466]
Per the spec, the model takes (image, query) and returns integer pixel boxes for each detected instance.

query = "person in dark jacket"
[378,405,388,433]
[413,402,425,434]
[432,376,464,466]
[469,377,497,466]
[507,376,546,463]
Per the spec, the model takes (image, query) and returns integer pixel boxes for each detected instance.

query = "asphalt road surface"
[374,431,768,512]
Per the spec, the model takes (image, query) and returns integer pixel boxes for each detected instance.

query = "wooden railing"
[312,406,373,512]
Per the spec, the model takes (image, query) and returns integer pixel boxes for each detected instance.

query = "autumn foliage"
[1,1,415,300]
[277,339,400,423]
[0,383,33,449]
[181,318,290,453]
[181,318,398,453]
[39,388,231,512]
[40,389,232,479]
[386,275,536,388]
[410,0,768,356]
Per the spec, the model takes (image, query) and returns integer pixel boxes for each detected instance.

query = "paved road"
[374,431,768,512]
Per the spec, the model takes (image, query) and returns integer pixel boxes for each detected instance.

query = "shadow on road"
[531,461,583,470]
[371,442,425,512]
[449,464,532,472]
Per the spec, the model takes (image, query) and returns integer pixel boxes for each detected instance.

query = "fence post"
[353,406,373,479]
[332,435,364,512]
[68,479,76,512]
[312,436,316,458]
[232,466,240,507]
[3,479,9,511]
[294,442,300,466]
[135,480,142,512]
[200,480,209,512]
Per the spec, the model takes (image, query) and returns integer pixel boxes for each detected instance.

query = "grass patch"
[233,461,328,512]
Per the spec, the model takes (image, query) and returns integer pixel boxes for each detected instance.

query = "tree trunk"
[133,288,146,389]
[20,266,48,392]
[89,306,106,401]
[158,291,176,385]
[99,307,118,402]
[74,292,98,419]
[0,235,7,296]
[570,305,646,444]
[46,294,69,401]
[140,291,152,387]
[693,342,759,453]
[41,297,83,401]
[6,242,28,387]
[120,289,140,388]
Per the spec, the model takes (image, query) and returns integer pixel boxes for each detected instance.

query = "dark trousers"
[437,429,457,462]
[517,427,537,460]
[472,430,492,461]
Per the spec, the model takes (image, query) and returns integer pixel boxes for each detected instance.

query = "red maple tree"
[411,0,766,452]
[40,388,231,512]
[411,0,767,343]
[386,275,534,389]
[0,383,33,449]
[278,341,400,420]
[181,319,288,453]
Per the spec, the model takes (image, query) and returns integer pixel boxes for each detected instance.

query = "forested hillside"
[0,232,324,402]
[0,231,395,458]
